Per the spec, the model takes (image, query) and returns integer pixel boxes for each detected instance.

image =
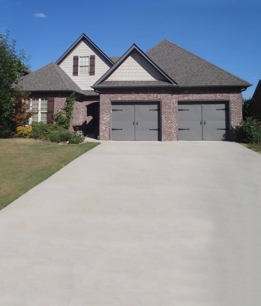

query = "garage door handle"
[204,121,206,125]
[200,121,202,125]
[133,121,135,125]
[136,121,138,125]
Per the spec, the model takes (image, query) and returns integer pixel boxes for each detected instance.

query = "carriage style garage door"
[111,102,160,141]
[178,102,229,141]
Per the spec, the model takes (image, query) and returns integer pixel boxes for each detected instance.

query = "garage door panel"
[178,104,202,140]
[135,104,160,141]
[111,104,135,140]
[202,103,228,140]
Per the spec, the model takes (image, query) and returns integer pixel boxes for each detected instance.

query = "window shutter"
[73,56,78,76]
[90,55,95,75]
[47,97,54,124]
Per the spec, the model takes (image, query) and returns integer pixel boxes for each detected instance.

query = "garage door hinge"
[178,128,190,130]
[178,109,189,111]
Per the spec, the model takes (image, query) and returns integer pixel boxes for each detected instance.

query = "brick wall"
[99,88,243,141]
[54,97,99,132]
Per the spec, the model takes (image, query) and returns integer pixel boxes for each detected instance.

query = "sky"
[0,0,260,98]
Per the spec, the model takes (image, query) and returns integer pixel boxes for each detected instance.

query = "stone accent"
[99,88,243,141]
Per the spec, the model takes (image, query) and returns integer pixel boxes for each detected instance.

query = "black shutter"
[90,55,95,76]
[47,97,54,124]
[73,56,78,76]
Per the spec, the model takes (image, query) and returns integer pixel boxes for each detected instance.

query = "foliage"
[0,139,100,210]
[30,122,64,140]
[0,30,30,137]
[49,130,84,144]
[30,122,84,144]
[52,93,77,129]
[234,117,261,143]
[15,125,32,138]
[10,91,36,127]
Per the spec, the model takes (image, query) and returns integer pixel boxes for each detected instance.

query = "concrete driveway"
[0,141,261,306]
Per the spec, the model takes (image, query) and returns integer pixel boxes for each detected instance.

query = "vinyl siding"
[107,50,166,82]
[59,41,111,90]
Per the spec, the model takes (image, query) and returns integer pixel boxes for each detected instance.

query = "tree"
[0,30,29,137]
[10,91,36,127]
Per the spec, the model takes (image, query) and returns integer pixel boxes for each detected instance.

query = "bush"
[15,125,32,138]
[234,117,261,143]
[30,122,84,144]
[30,122,63,140]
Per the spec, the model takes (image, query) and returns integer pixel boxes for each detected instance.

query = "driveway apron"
[0,142,261,306]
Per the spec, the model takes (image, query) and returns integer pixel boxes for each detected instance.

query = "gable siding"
[107,50,166,82]
[59,41,111,90]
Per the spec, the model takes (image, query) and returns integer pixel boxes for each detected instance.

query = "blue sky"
[1,0,260,98]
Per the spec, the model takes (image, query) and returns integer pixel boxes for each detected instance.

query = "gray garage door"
[111,102,160,141]
[178,102,229,141]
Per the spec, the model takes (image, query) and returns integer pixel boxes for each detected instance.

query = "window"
[29,98,48,124]
[79,56,89,75]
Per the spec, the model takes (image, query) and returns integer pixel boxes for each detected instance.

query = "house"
[18,33,250,141]
[250,80,261,115]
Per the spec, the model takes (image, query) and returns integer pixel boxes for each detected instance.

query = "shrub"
[15,125,32,138]
[30,122,84,144]
[234,117,261,143]
[30,122,63,140]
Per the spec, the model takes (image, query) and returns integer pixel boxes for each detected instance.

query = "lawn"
[0,139,99,210]
[246,143,261,153]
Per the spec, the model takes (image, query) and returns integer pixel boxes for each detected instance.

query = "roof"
[17,62,84,94]
[252,80,261,99]
[95,81,174,88]
[110,56,120,63]
[93,44,177,88]
[56,33,114,66]
[146,39,251,88]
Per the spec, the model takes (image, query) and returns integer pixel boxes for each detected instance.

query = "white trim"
[38,98,41,122]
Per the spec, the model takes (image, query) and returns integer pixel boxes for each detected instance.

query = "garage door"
[178,102,229,141]
[111,102,160,141]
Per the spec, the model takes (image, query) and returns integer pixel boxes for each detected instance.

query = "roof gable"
[56,33,114,67]
[146,39,251,88]
[17,62,84,94]
[93,44,177,88]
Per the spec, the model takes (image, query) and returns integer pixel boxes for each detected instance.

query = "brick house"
[250,80,261,115]
[19,33,250,141]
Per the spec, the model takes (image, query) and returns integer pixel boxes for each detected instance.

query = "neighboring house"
[250,80,261,115]
[18,33,251,141]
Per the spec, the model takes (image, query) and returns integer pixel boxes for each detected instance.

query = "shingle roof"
[146,39,250,87]
[110,56,120,63]
[17,62,84,94]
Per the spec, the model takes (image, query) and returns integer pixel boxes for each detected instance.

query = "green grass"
[246,143,261,153]
[0,138,99,210]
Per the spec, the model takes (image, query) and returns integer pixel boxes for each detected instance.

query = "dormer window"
[79,56,89,75]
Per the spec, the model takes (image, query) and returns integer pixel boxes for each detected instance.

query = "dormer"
[56,34,114,91]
